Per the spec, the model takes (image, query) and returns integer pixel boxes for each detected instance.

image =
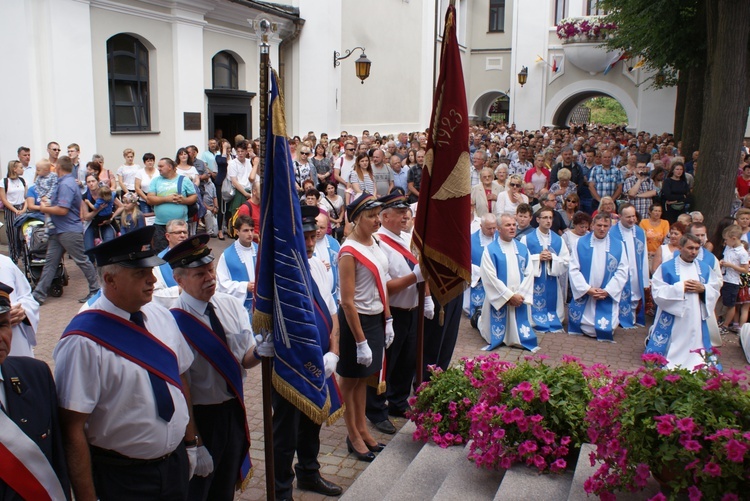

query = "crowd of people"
[2,123,750,501]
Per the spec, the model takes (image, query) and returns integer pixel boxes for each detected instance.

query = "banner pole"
[415,282,426,387]
[258,34,275,501]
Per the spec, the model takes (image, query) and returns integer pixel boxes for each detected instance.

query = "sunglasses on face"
[509,183,521,188]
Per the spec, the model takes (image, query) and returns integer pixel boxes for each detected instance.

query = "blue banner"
[253,69,329,424]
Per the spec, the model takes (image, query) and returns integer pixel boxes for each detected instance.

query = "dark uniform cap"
[0,282,13,314]
[346,192,382,222]
[162,234,215,269]
[84,226,165,268]
[378,192,410,210]
[301,204,320,233]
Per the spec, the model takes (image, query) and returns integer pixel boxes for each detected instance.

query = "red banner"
[411,3,471,305]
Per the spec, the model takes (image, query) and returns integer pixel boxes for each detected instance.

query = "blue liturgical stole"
[524,229,564,332]
[484,239,537,352]
[568,234,623,342]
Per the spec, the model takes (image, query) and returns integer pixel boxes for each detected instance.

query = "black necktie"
[205,303,228,345]
[130,311,175,422]
[204,303,232,393]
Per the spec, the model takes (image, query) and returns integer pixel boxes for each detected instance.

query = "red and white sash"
[0,410,66,500]
[339,240,389,393]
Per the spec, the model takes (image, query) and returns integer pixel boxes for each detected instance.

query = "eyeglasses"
[566,200,578,203]
[301,152,310,155]
[50,148,60,152]
[346,148,355,152]
[168,230,188,235]
[509,183,521,188]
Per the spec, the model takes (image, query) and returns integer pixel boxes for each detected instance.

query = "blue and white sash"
[610,223,646,328]
[470,231,491,318]
[524,229,564,332]
[568,234,623,342]
[484,239,537,352]
[645,258,713,365]
[170,308,252,485]
[325,235,341,303]
[157,247,177,288]
[224,242,257,312]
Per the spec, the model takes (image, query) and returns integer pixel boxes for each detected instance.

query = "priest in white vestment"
[687,223,724,347]
[465,213,497,324]
[520,207,570,333]
[479,214,538,352]
[609,204,650,328]
[568,213,629,342]
[645,234,720,370]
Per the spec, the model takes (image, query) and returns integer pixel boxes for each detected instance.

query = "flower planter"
[562,42,619,75]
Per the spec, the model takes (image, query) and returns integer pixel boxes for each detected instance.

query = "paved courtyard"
[25,238,749,501]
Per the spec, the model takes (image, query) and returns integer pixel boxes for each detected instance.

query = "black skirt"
[336,308,384,378]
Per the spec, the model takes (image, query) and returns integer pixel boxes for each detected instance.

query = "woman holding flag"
[337,193,394,462]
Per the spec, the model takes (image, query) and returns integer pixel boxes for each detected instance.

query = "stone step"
[493,464,574,501]
[382,441,467,501]
[432,441,506,501]
[340,420,424,501]
[567,443,662,501]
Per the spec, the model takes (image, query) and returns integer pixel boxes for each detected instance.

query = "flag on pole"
[603,52,627,75]
[411,2,471,306]
[253,69,330,424]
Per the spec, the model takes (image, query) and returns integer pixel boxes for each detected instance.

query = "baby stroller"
[15,214,69,297]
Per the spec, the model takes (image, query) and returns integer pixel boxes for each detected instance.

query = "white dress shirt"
[377,227,419,309]
[53,294,193,459]
[176,291,253,406]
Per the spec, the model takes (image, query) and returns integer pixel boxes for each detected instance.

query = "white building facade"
[3,0,744,167]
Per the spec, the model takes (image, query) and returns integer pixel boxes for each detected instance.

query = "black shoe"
[371,419,396,434]
[470,310,481,329]
[388,407,408,418]
[346,437,376,462]
[365,441,386,453]
[79,290,99,303]
[297,476,343,496]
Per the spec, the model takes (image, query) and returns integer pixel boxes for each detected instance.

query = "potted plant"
[556,17,617,43]
[585,351,750,500]
[466,355,599,473]
[407,360,479,448]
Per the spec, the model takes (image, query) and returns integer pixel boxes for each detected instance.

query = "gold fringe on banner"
[237,466,254,492]
[272,371,330,425]
[325,404,346,426]
[365,374,387,395]
[251,310,273,335]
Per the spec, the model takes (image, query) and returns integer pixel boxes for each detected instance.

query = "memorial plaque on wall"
[184,112,201,131]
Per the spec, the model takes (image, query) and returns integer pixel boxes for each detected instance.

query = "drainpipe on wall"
[278,18,304,83]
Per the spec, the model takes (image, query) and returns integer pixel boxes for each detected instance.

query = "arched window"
[212,51,239,90]
[107,34,150,132]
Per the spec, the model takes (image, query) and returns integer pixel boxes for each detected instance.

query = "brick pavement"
[25,239,749,501]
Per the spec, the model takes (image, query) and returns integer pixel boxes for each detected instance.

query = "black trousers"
[366,306,418,423]
[91,443,189,501]
[422,294,463,382]
[188,399,248,501]
[272,389,323,500]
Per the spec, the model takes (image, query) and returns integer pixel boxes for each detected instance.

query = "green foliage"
[583,97,628,125]
[407,362,479,446]
[599,0,705,86]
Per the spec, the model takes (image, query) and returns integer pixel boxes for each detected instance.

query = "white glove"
[385,317,395,348]
[356,340,373,366]
[194,445,214,477]
[413,266,424,284]
[424,296,435,320]
[323,352,339,379]
[186,445,197,479]
[255,334,275,358]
